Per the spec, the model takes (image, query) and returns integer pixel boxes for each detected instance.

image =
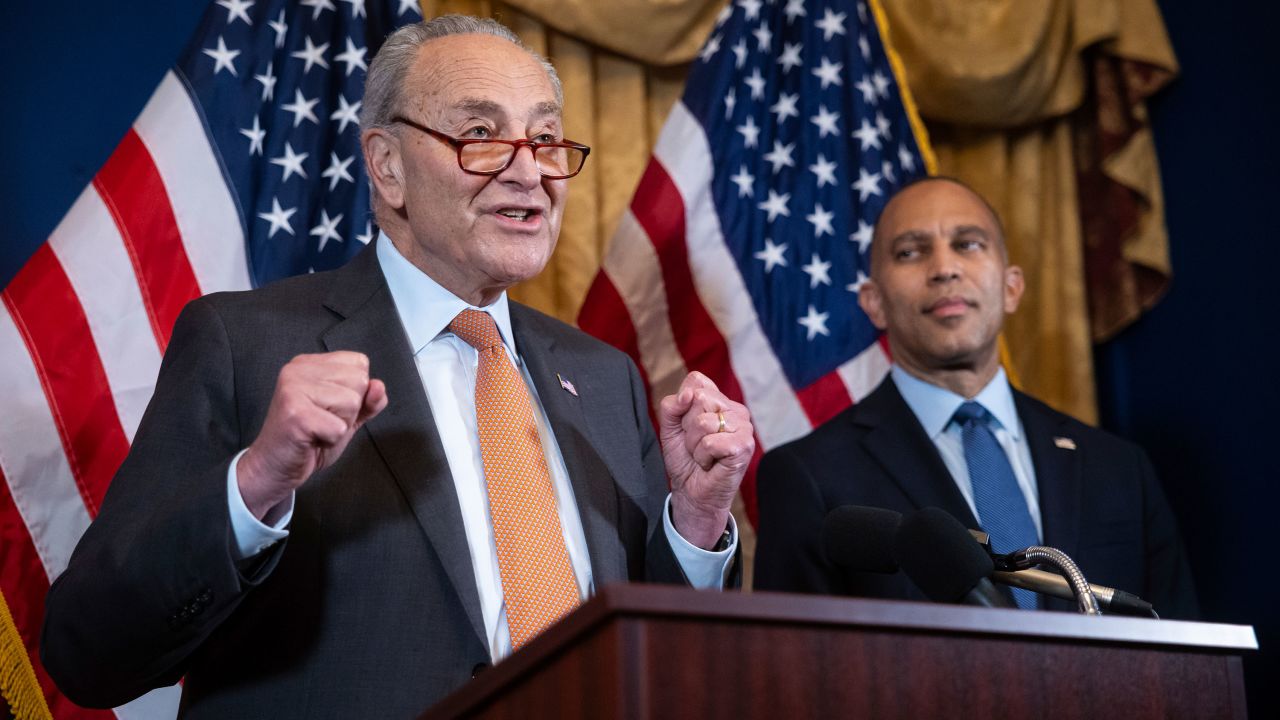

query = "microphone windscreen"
[892,507,995,603]
[820,505,902,573]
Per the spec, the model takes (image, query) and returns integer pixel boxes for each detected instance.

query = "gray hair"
[360,15,564,132]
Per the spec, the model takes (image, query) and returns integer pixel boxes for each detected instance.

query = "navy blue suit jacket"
[754,376,1198,619]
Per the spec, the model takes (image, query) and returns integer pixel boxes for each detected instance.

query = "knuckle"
[277,396,303,420]
[347,350,369,366]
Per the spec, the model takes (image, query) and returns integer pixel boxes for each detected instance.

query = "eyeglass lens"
[459,143,584,177]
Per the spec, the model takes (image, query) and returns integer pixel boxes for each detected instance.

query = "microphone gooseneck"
[1005,546,1101,615]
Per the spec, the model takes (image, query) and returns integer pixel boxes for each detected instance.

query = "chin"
[931,338,998,371]
[476,246,554,282]
[489,259,551,287]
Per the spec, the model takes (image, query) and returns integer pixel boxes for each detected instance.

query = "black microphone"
[892,507,1013,608]
[819,505,902,573]
[821,505,1155,616]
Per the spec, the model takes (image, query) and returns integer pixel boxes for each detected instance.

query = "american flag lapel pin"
[1053,436,1077,450]
[557,373,578,397]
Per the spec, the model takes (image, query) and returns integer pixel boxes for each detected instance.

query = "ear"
[858,278,888,330]
[1003,265,1025,314]
[361,127,406,210]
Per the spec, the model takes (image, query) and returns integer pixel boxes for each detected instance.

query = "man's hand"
[237,352,388,521]
[658,372,754,549]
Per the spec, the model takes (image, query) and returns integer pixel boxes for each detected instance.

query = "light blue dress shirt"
[890,365,1043,540]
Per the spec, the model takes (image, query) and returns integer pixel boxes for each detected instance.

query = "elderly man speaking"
[42,15,753,718]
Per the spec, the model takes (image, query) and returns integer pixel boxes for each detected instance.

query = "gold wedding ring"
[716,410,727,434]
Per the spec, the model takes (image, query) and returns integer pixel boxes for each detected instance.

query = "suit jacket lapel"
[317,247,487,648]
[511,305,628,588]
[855,379,981,528]
[1016,391,1083,558]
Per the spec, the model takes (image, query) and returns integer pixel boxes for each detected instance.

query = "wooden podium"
[422,585,1257,719]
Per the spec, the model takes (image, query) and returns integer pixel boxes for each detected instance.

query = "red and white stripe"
[578,101,891,523]
[0,70,250,720]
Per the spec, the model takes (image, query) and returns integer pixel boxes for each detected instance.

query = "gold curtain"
[419,0,1177,424]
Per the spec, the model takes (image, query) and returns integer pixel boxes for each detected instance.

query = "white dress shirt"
[227,232,735,660]
[890,365,1043,540]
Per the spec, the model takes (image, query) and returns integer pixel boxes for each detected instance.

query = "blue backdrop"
[0,1,210,287]
[1098,1,1280,714]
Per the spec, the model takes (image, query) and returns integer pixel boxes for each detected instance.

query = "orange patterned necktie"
[448,309,580,650]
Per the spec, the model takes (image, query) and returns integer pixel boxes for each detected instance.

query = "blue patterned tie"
[953,401,1040,610]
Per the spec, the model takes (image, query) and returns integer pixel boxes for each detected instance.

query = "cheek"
[545,180,568,214]
[411,177,466,222]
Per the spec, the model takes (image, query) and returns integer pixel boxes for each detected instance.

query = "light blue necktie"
[953,401,1040,610]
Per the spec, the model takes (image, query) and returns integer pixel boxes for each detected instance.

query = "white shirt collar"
[375,230,517,356]
[891,364,1021,440]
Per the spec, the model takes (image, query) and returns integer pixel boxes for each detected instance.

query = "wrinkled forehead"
[405,34,561,124]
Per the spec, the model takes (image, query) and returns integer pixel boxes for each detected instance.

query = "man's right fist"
[236,351,388,521]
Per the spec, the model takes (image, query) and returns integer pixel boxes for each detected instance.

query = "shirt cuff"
[227,448,293,561]
[662,494,737,589]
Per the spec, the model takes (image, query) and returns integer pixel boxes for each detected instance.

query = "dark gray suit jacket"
[42,246,689,717]
[754,376,1198,619]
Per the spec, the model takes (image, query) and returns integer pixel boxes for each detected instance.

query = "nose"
[927,247,961,284]
[497,143,542,189]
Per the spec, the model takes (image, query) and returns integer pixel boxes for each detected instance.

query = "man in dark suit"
[754,177,1196,619]
[41,16,754,717]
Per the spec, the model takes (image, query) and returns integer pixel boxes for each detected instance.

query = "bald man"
[754,177,1197,619]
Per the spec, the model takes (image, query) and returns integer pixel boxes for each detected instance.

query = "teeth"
[498,209,530,220]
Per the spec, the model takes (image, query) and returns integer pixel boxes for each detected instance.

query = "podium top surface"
[581,585,1258,651]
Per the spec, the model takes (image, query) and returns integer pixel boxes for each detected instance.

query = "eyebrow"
[887,224,991,247]
[951,224,992,238]
[887,229,931,247]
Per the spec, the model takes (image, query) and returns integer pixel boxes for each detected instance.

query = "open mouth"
[495,208,540,223]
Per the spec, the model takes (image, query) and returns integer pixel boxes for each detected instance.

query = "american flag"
[0,1,418,717]
[578,0,935,524]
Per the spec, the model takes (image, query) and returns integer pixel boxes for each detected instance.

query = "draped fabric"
[420,0,1177,422]
[0,588,51,720]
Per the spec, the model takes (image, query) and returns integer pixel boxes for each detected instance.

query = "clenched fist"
[236,352,388,521]
[658,372,754,549]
